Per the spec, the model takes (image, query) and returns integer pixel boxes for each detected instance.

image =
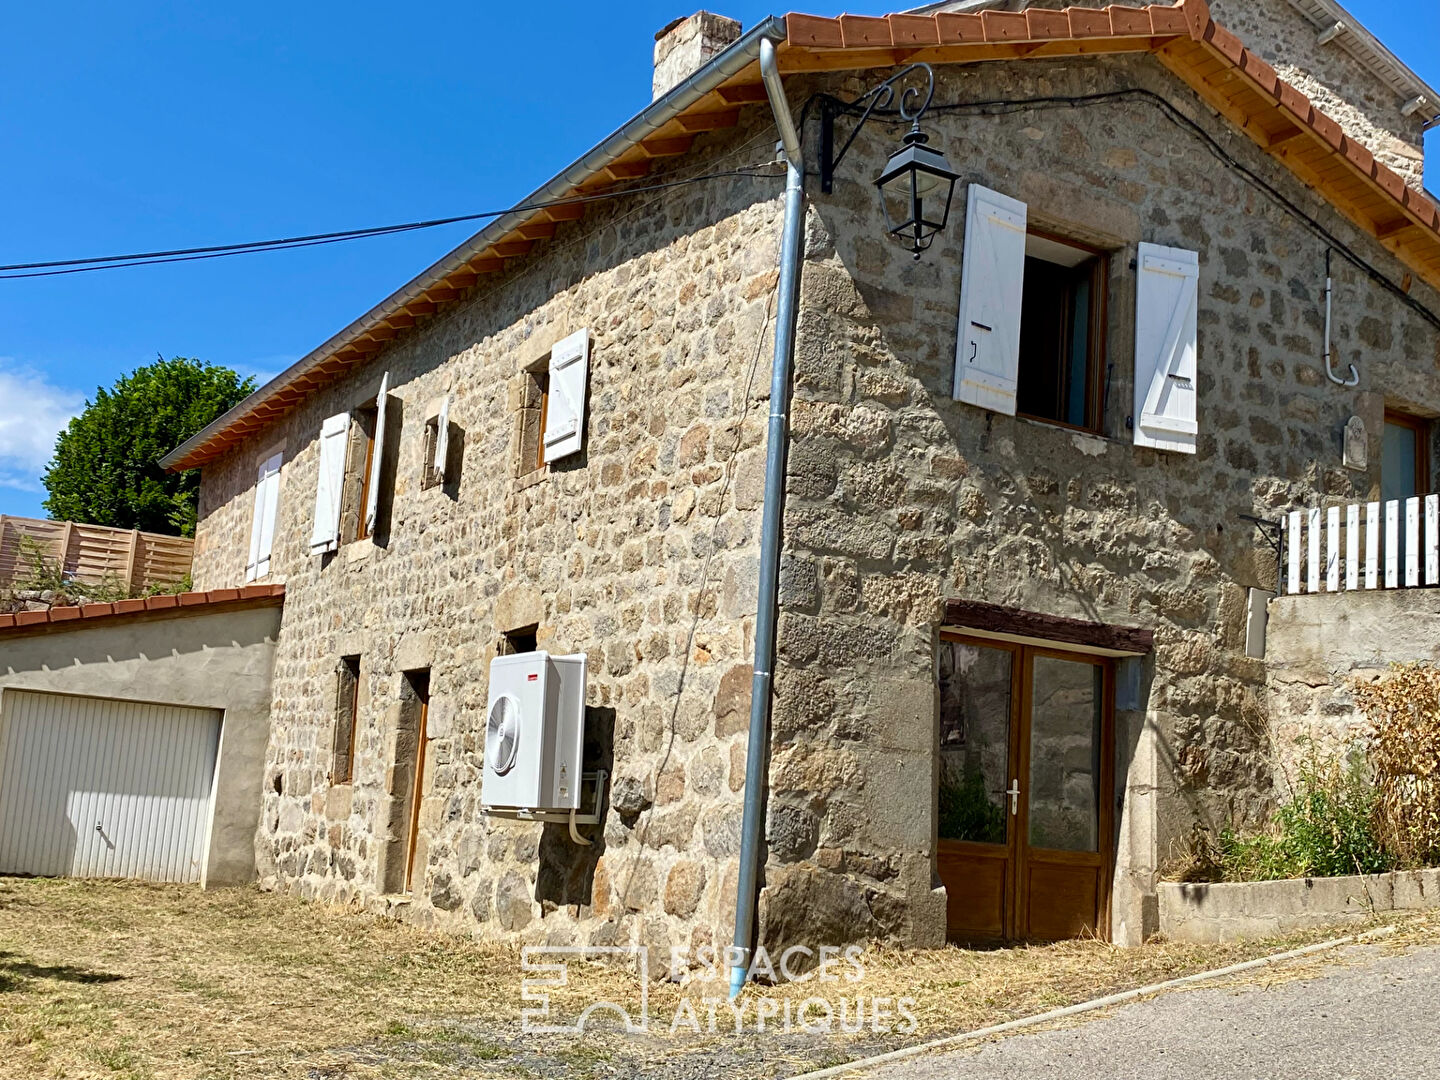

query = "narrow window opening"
[422,417,440,490]
[402,669,431,895]
[517,368,550,477]
[352,402,379,541]
[1016,231,1108,432]
[332,655,362,785]
[502,625,539,655]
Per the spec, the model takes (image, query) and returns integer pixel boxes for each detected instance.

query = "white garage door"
[0,691,221,883]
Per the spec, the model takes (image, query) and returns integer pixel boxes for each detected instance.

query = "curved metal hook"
[896,65,936,123]
[823,63,939,186]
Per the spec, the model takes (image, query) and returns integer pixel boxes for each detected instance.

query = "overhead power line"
[0,166,783,280]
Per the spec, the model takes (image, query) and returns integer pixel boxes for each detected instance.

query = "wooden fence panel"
[0,516,192,594]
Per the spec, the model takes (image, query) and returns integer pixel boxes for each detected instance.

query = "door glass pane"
[1028,656,1102,852]
[1382,420,1419,504]
[938,642,1011,845]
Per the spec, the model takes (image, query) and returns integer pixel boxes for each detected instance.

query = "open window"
[309,372,393,554]
[516,369,550,478]
[421,395,451,491]
[952,187,1107,433]
[1016,232,1107,431]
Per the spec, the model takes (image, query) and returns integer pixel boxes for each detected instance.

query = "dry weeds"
[0,877,1434,1080]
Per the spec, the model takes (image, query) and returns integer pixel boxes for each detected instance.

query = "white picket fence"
[1284,496,1440,595]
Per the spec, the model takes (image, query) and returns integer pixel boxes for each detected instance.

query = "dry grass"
[0,877,1435,1080]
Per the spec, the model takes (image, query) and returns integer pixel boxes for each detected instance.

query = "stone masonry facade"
[956,0,1432,189]
[765,52,1440,947]
[194,117,787,961]
[192,9,1440,956]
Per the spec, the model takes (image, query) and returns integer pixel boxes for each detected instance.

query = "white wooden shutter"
[1133,242,1200,454]
[363,372,389,536]
[433,394,450,483]
[543,329,590,463]
[309,412,349,553]
[245,450,282,582]
[952,185,1027,414]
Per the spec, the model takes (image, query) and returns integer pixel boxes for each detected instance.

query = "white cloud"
[0,360,85,494]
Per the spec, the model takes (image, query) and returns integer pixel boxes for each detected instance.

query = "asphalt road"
[867,943,1440,1079]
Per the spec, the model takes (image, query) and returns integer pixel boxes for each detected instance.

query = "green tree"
[42,358,254,537]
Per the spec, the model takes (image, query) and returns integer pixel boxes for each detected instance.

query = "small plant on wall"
[1168,661,1440,883]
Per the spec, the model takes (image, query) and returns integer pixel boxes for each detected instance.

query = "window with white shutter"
[362,372,390,538]
[309,412,350,553]
[953,185,1027,414]
[542,329,590,463]
[1133,242,1200,454]
[433,394,450,484]
[245,450,282,582]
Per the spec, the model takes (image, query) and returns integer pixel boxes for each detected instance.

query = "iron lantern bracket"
[818,63,937,195]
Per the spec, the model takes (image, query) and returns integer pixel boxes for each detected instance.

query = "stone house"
[157,0,1440,960]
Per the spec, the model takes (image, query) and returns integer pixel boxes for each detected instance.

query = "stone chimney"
[653,12,742,101]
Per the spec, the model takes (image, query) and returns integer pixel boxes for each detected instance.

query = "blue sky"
[1,2,1435,520]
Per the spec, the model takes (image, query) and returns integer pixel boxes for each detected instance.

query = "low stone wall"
[1158,869,1440,943]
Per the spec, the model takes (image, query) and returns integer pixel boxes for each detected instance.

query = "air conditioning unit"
[482,651,587,812]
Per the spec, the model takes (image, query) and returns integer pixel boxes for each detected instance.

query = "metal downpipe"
[730,36,806,1001]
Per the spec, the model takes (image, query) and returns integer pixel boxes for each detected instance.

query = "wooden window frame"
[332,655,362,785]
[353,404,379,542]
[516,366,550,478]
[403,669,432,895]
[1015,227,1110,436]
[1384,409,1431,496]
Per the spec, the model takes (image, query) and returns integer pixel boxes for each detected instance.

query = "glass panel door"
[936,638,1016,942]
[938,641,1012,845]
[1018,651,1111,942]
[1027,656,1102,853]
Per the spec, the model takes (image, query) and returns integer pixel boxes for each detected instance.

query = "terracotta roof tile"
[1026,9,1072,39]
[887,14,940,47]
[981,10,1030,40]
[1066,8,1113,37]
[0,585,284,636]
[162,0,1440,473]
[935,12,984,44]
[838,14,891,48]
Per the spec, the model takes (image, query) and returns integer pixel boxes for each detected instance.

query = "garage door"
[0,691,221,883]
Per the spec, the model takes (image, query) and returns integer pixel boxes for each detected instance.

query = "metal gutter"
[1283,0,1440,122]
[729,34,806,1001]
[161,15,790,471]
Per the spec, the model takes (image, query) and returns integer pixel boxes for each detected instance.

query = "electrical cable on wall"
[810,87,1440,335]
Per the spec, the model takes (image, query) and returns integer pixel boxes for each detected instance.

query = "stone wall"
[192,110,788,959]
[191,40,1440,957]
[765,51,1440,947]
[940,0,1430,188]
[1266,590,1440,790]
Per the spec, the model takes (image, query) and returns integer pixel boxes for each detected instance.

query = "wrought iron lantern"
[819,62,959,259]
[874,125,958,258]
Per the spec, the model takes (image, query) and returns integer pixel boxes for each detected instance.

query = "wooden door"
[404,688,430,894]
[936,636,1114,943]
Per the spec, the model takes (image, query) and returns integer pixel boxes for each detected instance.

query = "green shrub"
[1215,749,1392,882]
